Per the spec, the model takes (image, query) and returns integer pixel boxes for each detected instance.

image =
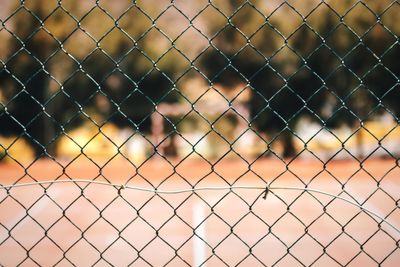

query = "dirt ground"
[0,157,399,266]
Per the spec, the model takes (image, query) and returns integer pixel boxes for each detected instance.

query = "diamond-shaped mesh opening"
[175,29,210,61]
[156,6,190,41]
[3,7,41,40]
[381,2,400,35]
[100,28,134,59]
[80,7,115,41]
[63,29,97,59]
[119,6,152,39]
[230,4,265,38]
[0,1,399,266]
[29,237,64,266]
[268,3,304,38]
[343,2,377,36]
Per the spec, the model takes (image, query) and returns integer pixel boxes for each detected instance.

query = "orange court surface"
[0,157,399,266]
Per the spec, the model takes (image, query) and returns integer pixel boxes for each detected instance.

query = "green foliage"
[0,0,398,157]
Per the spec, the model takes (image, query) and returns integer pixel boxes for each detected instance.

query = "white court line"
[193,202,206,267]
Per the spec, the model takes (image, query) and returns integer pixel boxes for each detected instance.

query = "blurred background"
[0,0,399,165]
[1,2,400,266]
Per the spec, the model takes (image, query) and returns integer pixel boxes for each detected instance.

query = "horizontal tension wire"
[1,179,399,235]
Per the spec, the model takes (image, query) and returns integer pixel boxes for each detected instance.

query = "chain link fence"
[0,0,399,266]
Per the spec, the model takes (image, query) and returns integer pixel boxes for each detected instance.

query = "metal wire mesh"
[0,0,399,266]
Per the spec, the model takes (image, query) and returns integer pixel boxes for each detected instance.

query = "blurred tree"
[0,0,182,157]
[290,1,399,158]
[0,2,62,157]
[199,0,399,157]
[200,0,306,157]
[0,0,398,159]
